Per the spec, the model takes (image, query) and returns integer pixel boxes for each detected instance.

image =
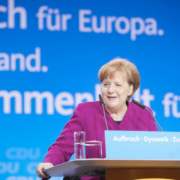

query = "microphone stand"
[132,99,163,132]
[99,94,108,130]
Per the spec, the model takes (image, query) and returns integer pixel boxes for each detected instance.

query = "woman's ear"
[128,84,133,96]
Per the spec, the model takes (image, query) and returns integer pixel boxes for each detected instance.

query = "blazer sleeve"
[43,103,85,166]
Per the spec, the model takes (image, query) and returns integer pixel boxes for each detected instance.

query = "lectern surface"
[43,159,180,177]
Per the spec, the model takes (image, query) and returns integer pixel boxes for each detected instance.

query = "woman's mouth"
[107,96,117,99]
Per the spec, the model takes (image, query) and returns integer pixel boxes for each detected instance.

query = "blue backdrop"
[1,0,180,179]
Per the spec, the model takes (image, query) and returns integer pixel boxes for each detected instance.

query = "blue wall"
[1,0,180,179]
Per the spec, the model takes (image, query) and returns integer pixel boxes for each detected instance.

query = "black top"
[115,121,121,125]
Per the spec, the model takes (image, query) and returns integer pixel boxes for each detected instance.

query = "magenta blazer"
[43,101,158,180]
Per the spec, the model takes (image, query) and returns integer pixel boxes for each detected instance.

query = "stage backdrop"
[0,0,180,179]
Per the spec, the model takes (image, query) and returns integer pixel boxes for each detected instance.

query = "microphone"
[132,99,163,132]
[99,94,108,130]
[99,94,104,105]
[132,99,145,109]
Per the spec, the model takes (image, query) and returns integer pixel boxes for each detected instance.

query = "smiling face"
[101,71,133,115]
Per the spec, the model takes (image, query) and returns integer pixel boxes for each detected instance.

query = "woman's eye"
[117,84,121,86]
[104,83,109,86]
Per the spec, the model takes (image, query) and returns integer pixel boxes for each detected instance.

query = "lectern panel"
[106,169,180,180]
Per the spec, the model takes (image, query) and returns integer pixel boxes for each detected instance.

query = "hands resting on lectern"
[36,162,54,179]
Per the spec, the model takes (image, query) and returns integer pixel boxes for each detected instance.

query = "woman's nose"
[108,85,115,93]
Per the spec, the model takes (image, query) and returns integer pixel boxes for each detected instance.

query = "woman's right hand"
[36,162,54,179]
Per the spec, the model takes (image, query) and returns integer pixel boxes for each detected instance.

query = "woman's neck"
[106,102,128,117]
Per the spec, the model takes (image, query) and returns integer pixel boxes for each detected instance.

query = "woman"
[36,58,158,179]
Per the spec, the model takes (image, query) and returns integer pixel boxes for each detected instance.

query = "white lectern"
[44,159,180,180]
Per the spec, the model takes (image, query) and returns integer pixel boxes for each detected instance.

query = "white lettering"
[36,6,48,30]
[113,135,140,142]
[78,10,163,40]
[26,48,41,72]
[36,6,72,31]
[144,136,168,143]
[79,9,92,32]
[8,0,27,29]
[162,93,174,117]
[26,162,38,174]
[131,17,145,41]
[11,53,25,71]
[107,16,116,33]
[62,14,72,31]
[24,91,54,114]
[0,47,47,73]
[6,148,40,160]
[172,95,180,118]
[0,90,22,114]
[173,137,180,142]
[75,93,94,106]
[92,16,106,33]
[141,89,154,107]
[0,162,19,174]
[0,86,160,116]
[0,53,9,70]
[46,8,60,31]
[55,92,74,115]
[115,17,130,34]
[145,18,157,35]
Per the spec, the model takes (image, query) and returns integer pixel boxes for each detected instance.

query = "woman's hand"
[36,162,54,179]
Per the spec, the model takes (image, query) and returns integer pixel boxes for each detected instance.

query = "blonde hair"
[98,58,140,101]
